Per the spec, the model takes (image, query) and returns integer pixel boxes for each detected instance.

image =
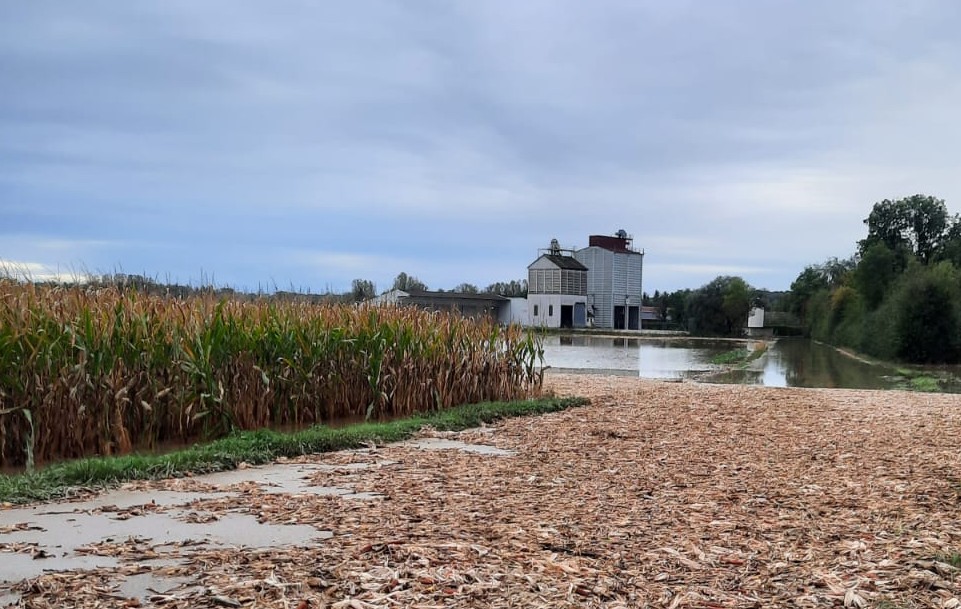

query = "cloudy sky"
[3,1,961,294]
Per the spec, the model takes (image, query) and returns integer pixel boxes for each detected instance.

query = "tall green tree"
[391,272,428,292]
[483,280,528,297]
[893,263,961,363]
[686,276,754,336]
[852,244,900,310]
[722,277,752,330]
[787,265,830,319]
[859,194,950,263]
[664,289,691,326]
[453,283,479,294]
[350,278,376,302]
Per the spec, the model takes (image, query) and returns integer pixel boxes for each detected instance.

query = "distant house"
[745,306,802,337]
[527,240,589,328]
[498,297,529,326]
[640,306,663,323]
[574,230,644,330]
[369,289,507,320]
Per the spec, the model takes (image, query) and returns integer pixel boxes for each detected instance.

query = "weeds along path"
[2,374,961,608]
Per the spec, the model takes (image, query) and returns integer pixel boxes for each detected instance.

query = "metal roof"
[405,290,508,302]
[529,254,589,271]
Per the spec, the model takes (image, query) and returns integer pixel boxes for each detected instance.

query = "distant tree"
[894,263,961,363]
[391,272,428,292]
[859,194,950,264]
[821,256,857,288]
[852,244,900,310]
[936,218,961,266]
[788,266,830,318]
[351,278,376,302]
[453,283,479,294]
[686,276,755,336]
[722,277,752,329]
[483,279,528,297]
[656,293,669,322]
[665,289,691,326]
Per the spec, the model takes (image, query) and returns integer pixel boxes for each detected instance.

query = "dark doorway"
[614,305,626,329]
[573,302,586,328]
[628,306,640,330]
[560,305,574,328]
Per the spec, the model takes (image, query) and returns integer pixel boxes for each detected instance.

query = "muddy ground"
[2,373,960,608]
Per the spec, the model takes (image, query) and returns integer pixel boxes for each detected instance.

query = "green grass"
[940,553,961,568]
[710,348,750,365]
[909,375,942,392]
[888,367,947,393]
[710,344,768,367]
[0,396,589,505]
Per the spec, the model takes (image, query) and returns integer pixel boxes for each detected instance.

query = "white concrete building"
[527,240,589,328]
[497,297,529,326]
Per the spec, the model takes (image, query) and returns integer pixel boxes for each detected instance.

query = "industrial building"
[526,239,589,328]
[574,230,645,330]
[370,289,506,321]
[369,229,643,331]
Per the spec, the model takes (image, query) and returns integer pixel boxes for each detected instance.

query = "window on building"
[549,305,554,316]
[533,304,539,316]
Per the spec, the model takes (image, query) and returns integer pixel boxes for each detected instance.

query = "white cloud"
[0,259,91,283]
[3,1,961,295]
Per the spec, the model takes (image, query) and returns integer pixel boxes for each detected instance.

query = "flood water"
[707,338,899,389]
[542,335,912,390]
[543,335,739,379]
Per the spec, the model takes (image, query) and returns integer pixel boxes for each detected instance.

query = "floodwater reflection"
[544,335,913,390]
[543,335,738,379]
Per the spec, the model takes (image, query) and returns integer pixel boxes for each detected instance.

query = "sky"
[3,1,961,294]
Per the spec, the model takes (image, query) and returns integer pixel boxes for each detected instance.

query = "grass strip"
[0,396,589,505]
[710,344,768,367]
[710,348,751,365]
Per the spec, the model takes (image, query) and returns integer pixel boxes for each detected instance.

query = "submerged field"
[0,281,542,467]
[2,375,959,607]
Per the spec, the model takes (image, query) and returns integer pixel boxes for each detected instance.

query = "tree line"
[10,271,529,305]
[642,277,768,336]
[788,194,961,363]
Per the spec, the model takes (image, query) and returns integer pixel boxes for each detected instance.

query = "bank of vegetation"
[646,195,961,369]
[787,195,961,365]
[0,282,544,468]
[644,276,764,338]
[710,342,768,367]
[0,395,587,504]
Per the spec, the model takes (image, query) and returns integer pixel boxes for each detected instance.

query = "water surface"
[543,335,912,390]
[542,335,741,378]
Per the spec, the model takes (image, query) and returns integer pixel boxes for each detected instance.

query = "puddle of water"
[0,551,120,582]
[0,591,19,606]
[0,508,330,582]
[196,464,385,498]
[310,461,396,472]
[1,510,328,550]
[84,489,228,511]
[1,489,227,523]
[118,572,197,601]
[404,438,514,456]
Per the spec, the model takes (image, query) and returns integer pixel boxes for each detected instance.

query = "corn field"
[0,281,544,467]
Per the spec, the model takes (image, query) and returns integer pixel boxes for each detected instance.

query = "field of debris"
[3,373,961,608]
